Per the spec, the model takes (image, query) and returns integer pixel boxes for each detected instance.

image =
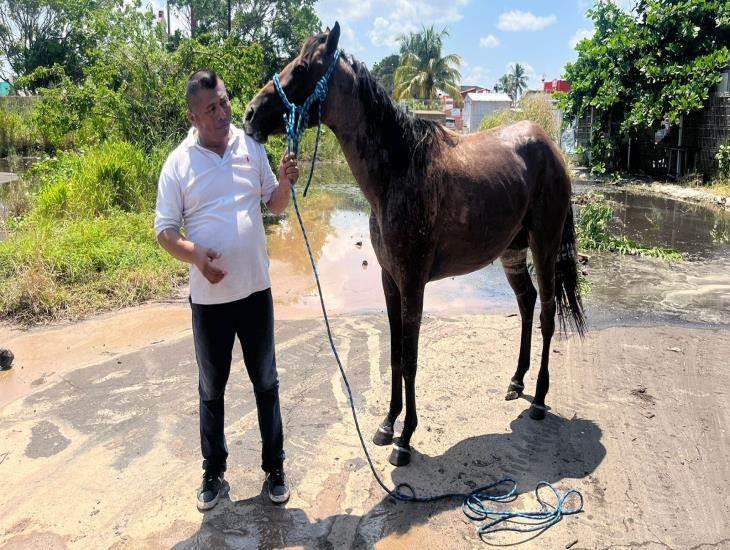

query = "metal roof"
[466,92,512,103]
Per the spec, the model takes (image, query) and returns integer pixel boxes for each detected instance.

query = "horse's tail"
[555,206,586,337]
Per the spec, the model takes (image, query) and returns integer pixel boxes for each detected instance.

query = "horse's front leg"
[389,285,425,467]
[373,269,402,446]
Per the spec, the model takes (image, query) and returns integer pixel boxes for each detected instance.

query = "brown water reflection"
[268,188,514,320]
[269,176,730,328]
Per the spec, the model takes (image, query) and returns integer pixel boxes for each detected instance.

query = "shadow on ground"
[174,409,605,548]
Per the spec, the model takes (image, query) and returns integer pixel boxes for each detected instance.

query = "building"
[460,85,489,100]
[0,82,12,96]
[543,79,571,93]
[434,91,461,130]
[462,92,512,133]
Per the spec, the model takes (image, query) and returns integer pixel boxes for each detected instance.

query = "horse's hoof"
[372,424,394,446]
[505,381,524,401]
[389,439,411,467]
[529,404,547,420]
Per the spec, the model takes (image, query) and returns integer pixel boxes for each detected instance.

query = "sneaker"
[196,470,228,511]
[266,468,290,504]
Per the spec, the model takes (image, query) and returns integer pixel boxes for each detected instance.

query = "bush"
[0,103,48,156]
[21,10,265,153]
[31,141,169,219]
[479,93,560,140]
[577,194,683,261]
[0,212,187,324]
[716,143,730,178]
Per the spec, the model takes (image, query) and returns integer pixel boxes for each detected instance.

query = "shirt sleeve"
[154,157,183,237]
[259,142,279,204]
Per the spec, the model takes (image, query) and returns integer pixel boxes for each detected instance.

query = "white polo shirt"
[154,124,279,305]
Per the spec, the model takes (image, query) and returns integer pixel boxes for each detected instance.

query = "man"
[155,69,298,510]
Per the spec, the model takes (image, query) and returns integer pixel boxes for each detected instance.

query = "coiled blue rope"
[272,52,584,538]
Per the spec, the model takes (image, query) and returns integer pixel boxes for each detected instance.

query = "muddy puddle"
[267,167,729,328]
[1,160,726,327]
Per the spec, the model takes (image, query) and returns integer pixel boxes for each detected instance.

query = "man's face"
[187,79,232,144]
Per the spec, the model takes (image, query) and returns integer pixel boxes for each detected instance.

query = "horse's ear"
[325,22,340,55]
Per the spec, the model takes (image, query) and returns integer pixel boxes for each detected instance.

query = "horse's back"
[427,121,569,280]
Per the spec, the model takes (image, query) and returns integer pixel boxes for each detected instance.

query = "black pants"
[190,288,285,474]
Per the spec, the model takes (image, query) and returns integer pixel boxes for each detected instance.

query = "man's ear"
[187,110,195,126]
[325,21,340,55]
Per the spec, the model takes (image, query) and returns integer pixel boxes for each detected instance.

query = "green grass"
[30,141,168,220]
[0,212,187,325]
[702,178,730,198]
[577,195,683,261]
[0,102,53,156]
[0,140,184,325]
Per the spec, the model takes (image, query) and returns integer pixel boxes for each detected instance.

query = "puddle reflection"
[269,175,730,328]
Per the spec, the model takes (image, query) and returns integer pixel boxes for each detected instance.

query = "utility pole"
[166,0,171,36]
[227,0,231,36]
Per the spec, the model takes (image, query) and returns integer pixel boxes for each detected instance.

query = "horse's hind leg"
[528,238,561,420]
[373,269,402,446]
[501,246,537,401]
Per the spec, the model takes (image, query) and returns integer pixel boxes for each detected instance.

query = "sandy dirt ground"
[0,301,728,549]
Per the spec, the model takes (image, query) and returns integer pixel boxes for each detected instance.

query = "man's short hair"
[186,70,220,109]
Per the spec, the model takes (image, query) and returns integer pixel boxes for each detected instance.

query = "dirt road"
[0,303,727,549]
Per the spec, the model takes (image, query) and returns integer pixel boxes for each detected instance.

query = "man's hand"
[195,247,227,284]
[278,152,299,185]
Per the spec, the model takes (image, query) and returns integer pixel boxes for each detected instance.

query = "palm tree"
[494,74,513,97]
[509,63,528,104]
[493,64,529,106]
[393,26,462,107]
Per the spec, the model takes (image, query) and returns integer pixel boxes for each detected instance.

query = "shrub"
[479,93,560,140]
[577,194,683,261]
[31,141,168,220]
[716,143,730,178]
[0,103,48,156]
[0,212,187,324]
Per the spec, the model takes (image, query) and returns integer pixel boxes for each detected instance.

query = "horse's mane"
[347,55,456,175]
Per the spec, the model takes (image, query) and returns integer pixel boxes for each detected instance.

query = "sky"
[146,0,637,91]
[311,0,638,89]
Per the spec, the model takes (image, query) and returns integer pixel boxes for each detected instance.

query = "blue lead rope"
[272,51,584,538]
[273,49,340,197]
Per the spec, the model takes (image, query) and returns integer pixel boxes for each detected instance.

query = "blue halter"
[273,49,340,196]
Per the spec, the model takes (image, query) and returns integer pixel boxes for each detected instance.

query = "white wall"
[464,100,512,133]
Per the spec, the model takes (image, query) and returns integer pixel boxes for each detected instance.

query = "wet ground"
[264,168,729,328]
[1,163,729,549]
[1,314,727,549]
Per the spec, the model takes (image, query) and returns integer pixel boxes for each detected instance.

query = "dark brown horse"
[245,23,585,466]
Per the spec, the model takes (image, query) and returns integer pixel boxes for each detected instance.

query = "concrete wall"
[463,100,511,133]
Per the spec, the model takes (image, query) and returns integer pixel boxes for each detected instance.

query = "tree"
[493,64,529,106]
[371,53,399,96]
[509,63,528,103]
[20,2,264,150]
[230,0,320,79]
[0,0,105,87]
[164,0,319,78]
[168,0,227,38]
[561,0,730,172]
[393,25,462,105]
[494,74,513,101]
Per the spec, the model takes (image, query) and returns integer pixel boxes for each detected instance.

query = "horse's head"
[244,22,341,143]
